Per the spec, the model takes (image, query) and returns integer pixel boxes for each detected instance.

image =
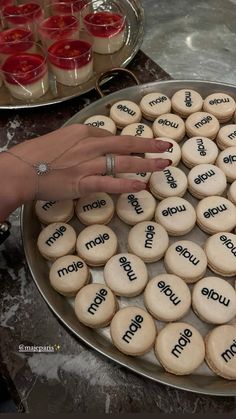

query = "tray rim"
[64,78,236,123]
[21,78,236,397]
[0,0,145,110]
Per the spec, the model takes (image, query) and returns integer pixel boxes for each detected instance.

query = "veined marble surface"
[142,0,236,84]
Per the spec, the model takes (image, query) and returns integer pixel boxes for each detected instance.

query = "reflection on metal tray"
[0,0,144,109]
[22,80,236,396]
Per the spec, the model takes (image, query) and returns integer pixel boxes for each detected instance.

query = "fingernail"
[133,181,146,191]
[155,140,173,151]
[157,159,172,169]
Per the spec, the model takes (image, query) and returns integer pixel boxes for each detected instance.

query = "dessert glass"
[50,0,86,18]
[0,28,34,61]
[1,42,49,100]
[0,0,15,30]
[2,2,44,40]
[48,38,93,86]
[82,0,126,54]
[39,4,79,47]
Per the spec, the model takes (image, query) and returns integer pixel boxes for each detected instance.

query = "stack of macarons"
[34,87,236,381]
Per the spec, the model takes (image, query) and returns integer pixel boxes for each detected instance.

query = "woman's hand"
[0,123,171,221]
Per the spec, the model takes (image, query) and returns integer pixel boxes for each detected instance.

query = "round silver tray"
[22,80,236,396]
[0,0,144,109]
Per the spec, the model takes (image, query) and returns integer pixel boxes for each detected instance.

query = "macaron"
[116,190,156,226]
[185,112,220,139]
[155,322,205,375]
[155,197,196,236]
[110,100,142,129]
[205,325,236,380]
[149,167,188,200]
[110,306,157,356]
[228,180,236,204]
[171,89,203,118]
[120,122,154,138]
[187,164,227,199]
[181,136,219,169]
[76,224,118,266]
[49,255,90,297]
[35,200,74,225]
[164,240,208,283]
[75,192,115,225]
[192,276,236,324]
[203,93,236,123]
[145,138,181,167]
[74,283,118,328]
[37,222,77,261]
[153,113,185,142]
[84,114,117,134]
[216,146,236,183]
[104,253,148,297]
[116,157,151,184]
[139,92,171,121]
[196,196,236,234]
[144,274,191,321]
[128,221,169,263]
[216,124,236,150]
[204,232,236,277]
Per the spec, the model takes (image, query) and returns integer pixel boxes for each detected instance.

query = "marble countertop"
[1,0,236,413]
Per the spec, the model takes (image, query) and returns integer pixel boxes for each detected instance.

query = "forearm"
[0,151,33,222]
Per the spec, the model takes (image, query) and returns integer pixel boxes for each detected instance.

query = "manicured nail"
[155,139,173,151]
[157,159,172,169]
[133,181,146,191]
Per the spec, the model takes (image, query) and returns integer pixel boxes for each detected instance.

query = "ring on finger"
[106,154,116,177]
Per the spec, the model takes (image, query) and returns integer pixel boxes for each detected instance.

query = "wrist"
[0,151,34,221]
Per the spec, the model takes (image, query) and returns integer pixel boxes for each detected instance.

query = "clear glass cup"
[0,27,35,61]
[18,0,45,4]
[38,4,80,47]
[0,0,15,29]
[0,42,49,100]
[2,2,44,40]
[48,38,93,86]
[50,0,87,19]
[0,0,15,9]
[81,0,126,54]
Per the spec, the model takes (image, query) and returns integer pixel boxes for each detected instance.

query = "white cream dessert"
[48,39,93,86]
[83,11,125,54]
[1,52,49,100]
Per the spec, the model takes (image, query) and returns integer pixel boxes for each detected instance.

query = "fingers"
[80,155,171,176]
[78,176,147,195]
[82,136,172,159]
[68,123,112,138]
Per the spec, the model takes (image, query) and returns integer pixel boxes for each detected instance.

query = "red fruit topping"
[84,11,125,37]
[0,0,14,7]
[0,28,34,55]
[2,53,47,85]
[48,39,92,69]
[52,0,86,14]
[3,3,42,25]
[40,15,78,40]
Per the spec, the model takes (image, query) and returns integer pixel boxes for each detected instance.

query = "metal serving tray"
[22,80,236,396]
[0,0,144,109]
